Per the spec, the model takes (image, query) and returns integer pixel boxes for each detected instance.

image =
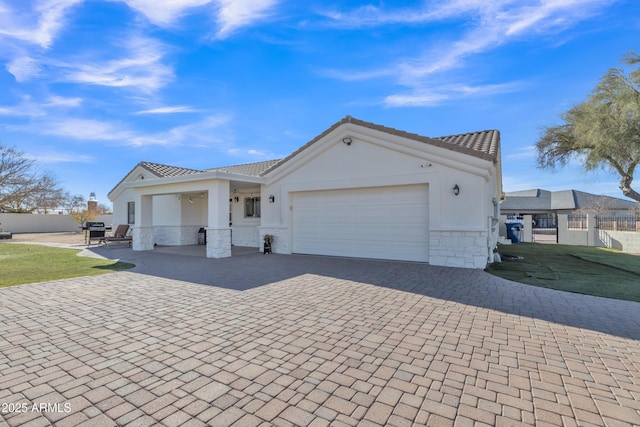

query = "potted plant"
[263,234,273,254]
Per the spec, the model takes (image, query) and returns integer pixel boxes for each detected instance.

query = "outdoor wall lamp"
[342,137,352,145]
[453,184,460,196]
[269,195,275,203]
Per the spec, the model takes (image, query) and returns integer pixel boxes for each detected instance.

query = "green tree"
[536,51,640,202]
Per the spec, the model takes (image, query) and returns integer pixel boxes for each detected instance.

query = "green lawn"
[0,244,135,287]
[486,243,640,302]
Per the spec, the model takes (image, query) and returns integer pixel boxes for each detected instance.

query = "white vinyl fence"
[0,213,113,234]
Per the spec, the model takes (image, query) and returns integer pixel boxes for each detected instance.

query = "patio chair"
[100,224,132,248]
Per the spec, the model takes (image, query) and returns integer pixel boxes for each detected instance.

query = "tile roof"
[346,116,500,160]
[108,160,277,196]
[435,130,500,159]
[139,162,204,177]
[207,159,281,177]
[501,188,638,211]
[261,116,500,176]
[111,116,500,195]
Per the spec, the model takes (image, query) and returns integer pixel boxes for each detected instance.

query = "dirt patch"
[8,232,88,245]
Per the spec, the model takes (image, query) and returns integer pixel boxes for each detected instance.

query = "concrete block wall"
[0,213,113,233]
[597,230,640,253]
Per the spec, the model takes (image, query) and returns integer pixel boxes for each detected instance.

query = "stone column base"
[206,228,231,258]
[132,227,154,251]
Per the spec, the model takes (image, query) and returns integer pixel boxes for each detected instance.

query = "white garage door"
[292,184,429,262]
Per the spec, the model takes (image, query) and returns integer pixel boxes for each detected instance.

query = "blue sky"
[0,0,638,207]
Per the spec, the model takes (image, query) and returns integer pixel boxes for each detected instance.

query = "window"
[127,202,135,224]
[244,197,261,218]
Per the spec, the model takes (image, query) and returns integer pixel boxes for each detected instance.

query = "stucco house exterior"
[108,116,504,268]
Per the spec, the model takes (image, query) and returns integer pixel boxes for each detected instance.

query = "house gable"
[262,116,499,179]
[263,117,499,187]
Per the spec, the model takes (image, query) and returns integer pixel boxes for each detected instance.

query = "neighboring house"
[501,188,638,226]
[499,188,639,245]
[108,116,504,268]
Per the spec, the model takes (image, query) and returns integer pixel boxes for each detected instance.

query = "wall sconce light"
[453,184,460,196]
[234,196,239,203]
[269,195,275,203]
[342,137,352,145]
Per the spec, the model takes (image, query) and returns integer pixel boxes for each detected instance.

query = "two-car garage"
[291,184,429,262]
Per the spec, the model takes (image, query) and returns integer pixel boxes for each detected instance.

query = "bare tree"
[0,145,66,213]
[96,203,112,214]
[64,194,96,228]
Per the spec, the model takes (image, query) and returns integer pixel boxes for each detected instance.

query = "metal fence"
[567,214,588,230]
[596,214,639,232]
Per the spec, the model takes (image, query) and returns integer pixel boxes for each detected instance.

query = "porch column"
[133,194,154,251]
[206,180,231,258]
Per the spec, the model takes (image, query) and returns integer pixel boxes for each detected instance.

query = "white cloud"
[6,111,233,148]
[128,113,233,146]
[0,0,82,48]
[6,56,41,81]
[135,106,197,115]
[214,0,280,38]
[323,0,614,105]
[226,148,275,159]
[118,0,212,27]
[45,95,83,107]
[384,82,522,107]
[0,94,82,117]
[25,149,93,164]
[504,145,537,161]
[40,118,134,141]
[118,0,280,37]
[63,36,174,92]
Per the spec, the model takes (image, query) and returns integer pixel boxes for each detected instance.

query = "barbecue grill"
[84,221,105,245]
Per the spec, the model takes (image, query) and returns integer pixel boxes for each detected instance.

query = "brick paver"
[0,253,639,426]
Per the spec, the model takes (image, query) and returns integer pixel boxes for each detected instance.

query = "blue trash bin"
[506,223,523,243]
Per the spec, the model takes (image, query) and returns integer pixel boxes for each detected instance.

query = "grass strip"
[486,243,640,302]
[0,244,135,288]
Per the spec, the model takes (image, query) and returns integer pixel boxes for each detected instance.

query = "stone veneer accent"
[259,227,289,254]
[206,227,231,258]
[153,226,201,246]
[132,226,154,251]
[231,225,260,247]
[429,230,489,268]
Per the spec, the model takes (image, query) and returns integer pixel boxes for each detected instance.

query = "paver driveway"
[0,253,639,426]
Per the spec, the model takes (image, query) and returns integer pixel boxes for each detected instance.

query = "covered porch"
[131,172,265,258]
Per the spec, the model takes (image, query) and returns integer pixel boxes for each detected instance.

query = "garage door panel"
[292,185,429,262]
